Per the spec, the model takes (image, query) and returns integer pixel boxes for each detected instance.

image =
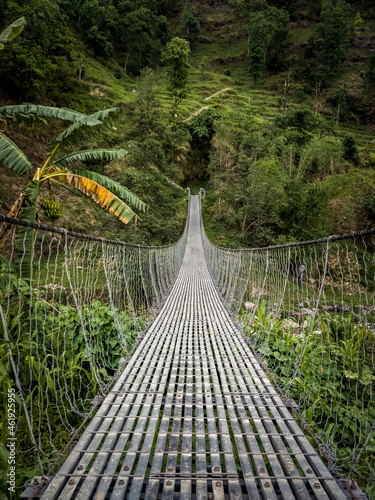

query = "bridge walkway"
[41,197,346,499]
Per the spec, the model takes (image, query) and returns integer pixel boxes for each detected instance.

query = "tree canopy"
[162,37,191,108]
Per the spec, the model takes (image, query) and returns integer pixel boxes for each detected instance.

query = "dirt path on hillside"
[184,88,232,122]
[204,87,231,100]
[184,106,209,122]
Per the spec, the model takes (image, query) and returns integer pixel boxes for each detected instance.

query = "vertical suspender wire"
[61,229,100,389]
[0,301,45,477]
[347,417,375,481]
[279,237,331,392]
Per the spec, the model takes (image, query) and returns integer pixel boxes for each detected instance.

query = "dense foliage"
[0,269,140,497]
[244,304,375,495]
[0,0,374,245]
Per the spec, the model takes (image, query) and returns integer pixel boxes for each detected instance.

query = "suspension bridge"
[1,195,373,499]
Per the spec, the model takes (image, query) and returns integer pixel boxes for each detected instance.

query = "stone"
[244,302,256,310]
[281,319,300,331]
[301,308,314,317]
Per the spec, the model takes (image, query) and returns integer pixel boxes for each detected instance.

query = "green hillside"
[0,0,375,247]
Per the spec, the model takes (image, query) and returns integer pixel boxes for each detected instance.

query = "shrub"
[342,135,358,162]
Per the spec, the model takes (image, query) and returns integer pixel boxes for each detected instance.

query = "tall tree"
[133,68,164,139]
[156,16,172,46]
[162,37,190,111]
[366,53,375,89]
[248,5,290,81]
[181,6,200,46]
[0,0,74,100]
[248,13,268,82]
[115,7,154,71]
[318,0,350,70]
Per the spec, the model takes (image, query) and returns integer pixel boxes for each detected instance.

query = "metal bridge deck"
[41,197,345,499]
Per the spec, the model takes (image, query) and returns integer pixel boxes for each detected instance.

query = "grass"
[290,26,315,45]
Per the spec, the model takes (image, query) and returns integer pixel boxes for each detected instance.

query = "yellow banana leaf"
[59,172,136,224]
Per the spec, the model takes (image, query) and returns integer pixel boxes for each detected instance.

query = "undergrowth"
[243,303,375,497]
[0,269,141,498]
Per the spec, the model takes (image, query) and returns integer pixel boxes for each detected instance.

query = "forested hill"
[1,0,375,247]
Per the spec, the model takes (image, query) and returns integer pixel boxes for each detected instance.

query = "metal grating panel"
[40,197,346,499]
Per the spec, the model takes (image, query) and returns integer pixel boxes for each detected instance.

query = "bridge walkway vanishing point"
[41,197,347,500]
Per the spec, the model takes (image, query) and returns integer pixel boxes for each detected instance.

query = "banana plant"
[0,104,146,277]
[0,17,26,51]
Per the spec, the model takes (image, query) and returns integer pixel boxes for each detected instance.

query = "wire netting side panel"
[0,207,189,491]
[200,196,375,493]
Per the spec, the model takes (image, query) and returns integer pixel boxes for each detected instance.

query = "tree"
[181,7,200,46]
[162,37,190,111]
[0,0,74,100]
[366,53,375,88]
[115,8,154,71]
[86,25,114,57]
[79,0,106,32]
[133,68,164,139]
[273,107,319,145]
[342,135,357,161]
[248,17,266,82]
[332,84,350,123]
[0,104,146,276]
[189,109,218,160]
[248,5,290,81]
[318,0,350,71]
[156,16,172,46]
[353,11,364,37]
[229,0,267,23]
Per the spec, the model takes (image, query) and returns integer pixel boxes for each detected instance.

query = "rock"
[322,305,336,312]
[322,304,351,313]
[301,308,314,317]
[251,286,270,297]
[281,319,300,331]
[44,283,65,290]
[302,320,308,329]
[244,302,256,310]
[358,306,374,315]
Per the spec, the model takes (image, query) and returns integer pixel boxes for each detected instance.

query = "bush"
[342,135,358,162]
[299,137,343,175]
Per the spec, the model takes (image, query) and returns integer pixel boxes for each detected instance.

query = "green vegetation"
[0,269,141,496]
[0,104,146,276]
[1,0,374,247]
[244,303,375,496]
[163,37,191,111]
[0,17,25,51]
[1,0,375,495]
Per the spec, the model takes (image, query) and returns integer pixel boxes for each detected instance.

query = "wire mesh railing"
[0,202,189,495]
[200,195,375,495]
